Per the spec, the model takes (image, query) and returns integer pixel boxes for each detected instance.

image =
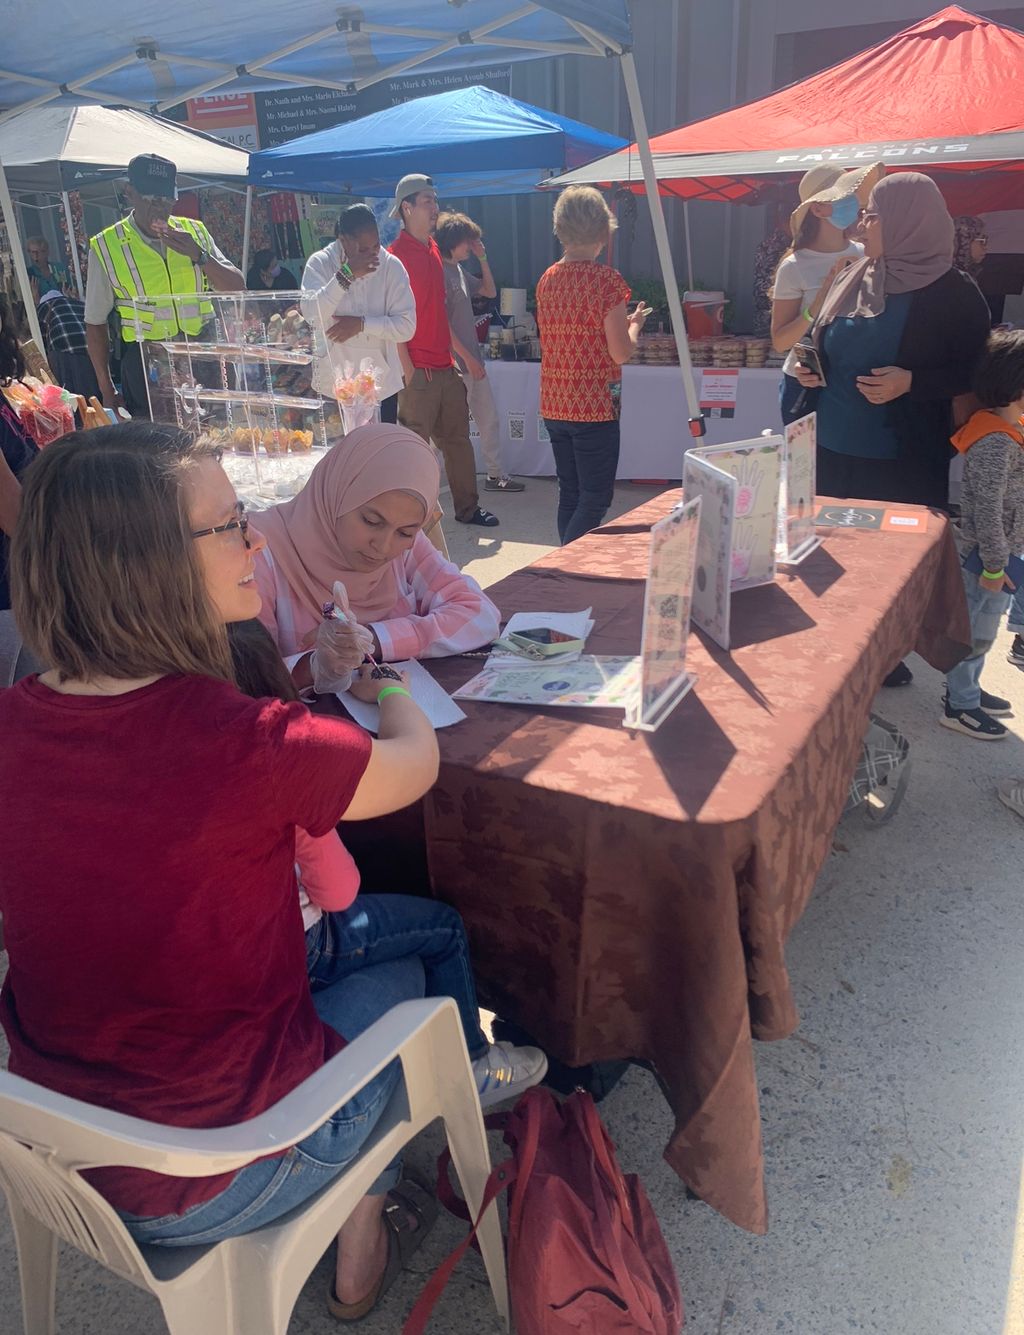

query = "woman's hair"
[337,203,378,238]
[228,618,299,702]
[11,423,237,684]
[0,294,25,384]
[553,186,616,249]
[434,211,482,256]
[788,209,824,257]
[973,330,1024,410]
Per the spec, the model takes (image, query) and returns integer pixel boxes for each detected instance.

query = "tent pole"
[242,186,253,278]
[618,51,704,436]
[683,201,695,292]
[61,190,85,299]
[0,162,45,355]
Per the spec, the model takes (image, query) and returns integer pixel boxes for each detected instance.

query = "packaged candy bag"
[334,358,384,434]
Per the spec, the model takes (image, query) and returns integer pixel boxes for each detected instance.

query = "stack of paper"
[488,608,595,670]
[337,659,466,733]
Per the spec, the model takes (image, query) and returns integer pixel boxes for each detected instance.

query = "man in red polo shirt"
[389,174,498,528]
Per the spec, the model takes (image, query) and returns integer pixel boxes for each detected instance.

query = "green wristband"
[802,307,814,323]
[982,568,1005,580]
[376,685,411,703]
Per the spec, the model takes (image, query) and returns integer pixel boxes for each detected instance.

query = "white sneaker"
[472,1041,548,1109]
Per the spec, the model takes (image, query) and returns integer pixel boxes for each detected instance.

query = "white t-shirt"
[771,242,863,377]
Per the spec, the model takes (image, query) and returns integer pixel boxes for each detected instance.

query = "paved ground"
[3,476,1024,1334]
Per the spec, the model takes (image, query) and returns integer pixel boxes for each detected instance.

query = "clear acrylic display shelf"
[136,290,330,504]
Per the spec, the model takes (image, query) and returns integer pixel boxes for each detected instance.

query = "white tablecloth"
[477,362,785,480]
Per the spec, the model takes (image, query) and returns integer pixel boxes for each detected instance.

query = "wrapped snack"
[334,358,384,434]
[4,377,76,446]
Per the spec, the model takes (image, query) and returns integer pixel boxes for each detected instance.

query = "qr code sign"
[537,416,550,443]
[508,414,526,441]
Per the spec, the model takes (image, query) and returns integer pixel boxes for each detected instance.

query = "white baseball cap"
[390,173,436,219]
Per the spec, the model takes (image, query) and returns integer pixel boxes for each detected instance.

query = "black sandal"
[327,1175,438,1322]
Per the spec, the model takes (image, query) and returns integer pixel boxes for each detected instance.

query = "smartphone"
[793,339,827,386]
[507,627,585,656]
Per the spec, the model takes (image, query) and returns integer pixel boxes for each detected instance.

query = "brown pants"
[398,367,480,522]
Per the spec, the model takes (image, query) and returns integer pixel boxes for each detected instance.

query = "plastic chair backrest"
[0,1088,153,1284]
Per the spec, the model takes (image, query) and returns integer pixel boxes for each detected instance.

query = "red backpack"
[404,1086,683,1334]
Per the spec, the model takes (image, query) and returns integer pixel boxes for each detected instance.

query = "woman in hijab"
[953,216,988,279]
[795,173,991,513]
[796,174,992,687]
[254,423,500,694]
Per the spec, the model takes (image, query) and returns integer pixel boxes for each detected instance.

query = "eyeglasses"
[858,210,879,224]
[190,501,250,548]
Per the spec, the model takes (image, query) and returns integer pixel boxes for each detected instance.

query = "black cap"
[128,154,178,201]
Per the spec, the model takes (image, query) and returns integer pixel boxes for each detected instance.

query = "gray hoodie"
[954,429,1024,574]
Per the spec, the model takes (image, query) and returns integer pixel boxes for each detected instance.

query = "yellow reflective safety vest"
[89,215,216,341]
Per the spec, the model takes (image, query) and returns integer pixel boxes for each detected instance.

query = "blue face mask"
[829,195,860,230]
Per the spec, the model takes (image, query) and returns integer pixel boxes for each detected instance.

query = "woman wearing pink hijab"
[255,424,499,693]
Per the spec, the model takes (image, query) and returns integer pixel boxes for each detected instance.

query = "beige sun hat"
[789,161,886,240]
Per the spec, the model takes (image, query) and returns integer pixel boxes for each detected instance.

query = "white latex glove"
[309,582,375,694]
[331,582,375,657]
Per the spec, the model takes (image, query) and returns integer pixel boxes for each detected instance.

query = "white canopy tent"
[0,1,702,432]
[0,107,249,346]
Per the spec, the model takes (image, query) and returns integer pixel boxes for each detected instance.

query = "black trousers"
[816,444,951,512]
[379,391,399,424]
[119,342,151,420]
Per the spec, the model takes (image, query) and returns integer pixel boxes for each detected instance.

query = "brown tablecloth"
[385,494,970,1233]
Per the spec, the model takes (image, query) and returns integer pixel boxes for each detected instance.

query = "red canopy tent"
[546,6,1024,214]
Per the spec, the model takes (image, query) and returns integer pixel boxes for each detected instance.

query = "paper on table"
[454,655,640,709]
[487,608,595,670]
[337,659,466,733]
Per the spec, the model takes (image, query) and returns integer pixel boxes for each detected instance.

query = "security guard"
[85,154,244,417]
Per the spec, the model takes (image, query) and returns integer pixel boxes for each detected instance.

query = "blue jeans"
[1009,576,1024,634]
[546,418,620,545]
[119,956,425,1246]
[306,894,488,1062]
[946,564,1011,710]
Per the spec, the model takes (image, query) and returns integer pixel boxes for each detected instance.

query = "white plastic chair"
[0,997,509,1335]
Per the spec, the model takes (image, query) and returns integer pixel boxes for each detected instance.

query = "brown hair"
[775,210,824,275]
[228,618,300,702]
[434,211,482,256]
[11,423,236,684]
[553,185,616,249]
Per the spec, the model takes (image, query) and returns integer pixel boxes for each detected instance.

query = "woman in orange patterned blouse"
[536,186,648,544]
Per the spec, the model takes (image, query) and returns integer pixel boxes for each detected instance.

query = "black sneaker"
[942,687,1013,718]
[1008,634,1024,668]
[460,507,499,527]
[980,689,1013,717]
[882,661,914,687]
[940,702,1007,740]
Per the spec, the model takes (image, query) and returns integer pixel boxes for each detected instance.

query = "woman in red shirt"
[1,424,440,1319]
[536,185,649,544]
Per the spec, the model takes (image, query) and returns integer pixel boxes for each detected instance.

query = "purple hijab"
[816,173,954,329]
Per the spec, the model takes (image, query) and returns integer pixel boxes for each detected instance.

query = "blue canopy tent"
[0,1,701,432]
[247,84,627,198]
